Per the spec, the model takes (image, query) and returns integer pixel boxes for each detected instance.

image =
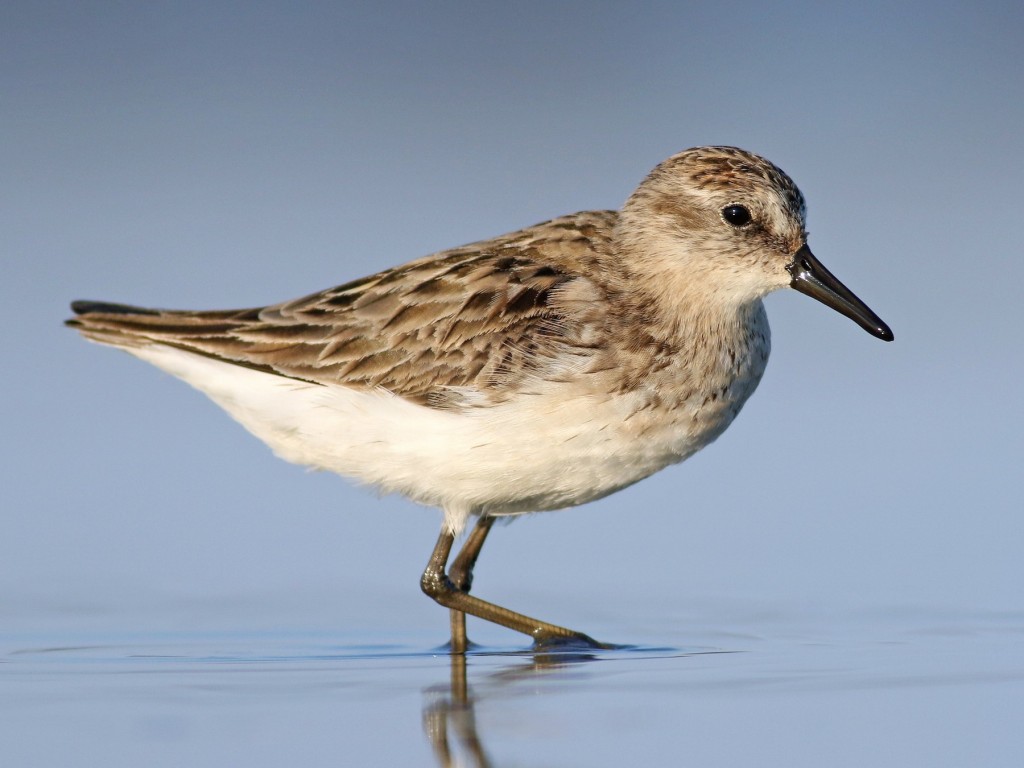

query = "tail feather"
[70,300,160,317]
[65,300,260,349]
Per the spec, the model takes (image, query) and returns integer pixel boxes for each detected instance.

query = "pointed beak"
[787,245,893,341]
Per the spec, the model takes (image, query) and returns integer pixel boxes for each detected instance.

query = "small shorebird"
[68,146,892,652]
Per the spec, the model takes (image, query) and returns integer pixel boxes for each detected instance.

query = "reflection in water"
[6,632,715,766]
[422,653,490,768]
[421,648,613,768]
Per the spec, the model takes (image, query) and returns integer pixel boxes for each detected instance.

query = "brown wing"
[68,211,618,407]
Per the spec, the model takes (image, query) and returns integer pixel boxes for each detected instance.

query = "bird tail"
[65,300,258,349]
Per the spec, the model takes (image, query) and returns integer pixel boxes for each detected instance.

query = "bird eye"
[722,204,752,227]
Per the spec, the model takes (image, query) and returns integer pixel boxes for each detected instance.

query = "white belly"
[127,344,734,533]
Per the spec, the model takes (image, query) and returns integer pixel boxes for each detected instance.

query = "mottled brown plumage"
[71,211,624,408]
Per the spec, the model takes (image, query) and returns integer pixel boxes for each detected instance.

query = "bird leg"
[449,515,495,593]
[446,516,496,652]
[421,522,607,653]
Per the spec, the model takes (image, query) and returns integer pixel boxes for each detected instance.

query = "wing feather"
[68,212,619,408]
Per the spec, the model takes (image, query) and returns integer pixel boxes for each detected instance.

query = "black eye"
[722,204,752,227]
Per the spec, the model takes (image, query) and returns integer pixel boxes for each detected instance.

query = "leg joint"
[420,567,453,600]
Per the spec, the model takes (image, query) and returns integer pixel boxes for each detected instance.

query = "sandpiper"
[68,146,892,651]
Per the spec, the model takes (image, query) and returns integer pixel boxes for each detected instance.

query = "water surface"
[3,604,1022,766]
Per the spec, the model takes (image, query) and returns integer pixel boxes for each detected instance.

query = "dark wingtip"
[69,300,159,316]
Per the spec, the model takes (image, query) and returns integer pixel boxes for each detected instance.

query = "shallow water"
[3,605,1023,767]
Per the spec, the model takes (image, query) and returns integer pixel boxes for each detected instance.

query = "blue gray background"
[5,0,1021,628]
[2,2,1023,763]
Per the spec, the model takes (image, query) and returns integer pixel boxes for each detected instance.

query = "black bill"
[787,245,893,341]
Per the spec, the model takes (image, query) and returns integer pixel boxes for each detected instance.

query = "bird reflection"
[422,648,604,768]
